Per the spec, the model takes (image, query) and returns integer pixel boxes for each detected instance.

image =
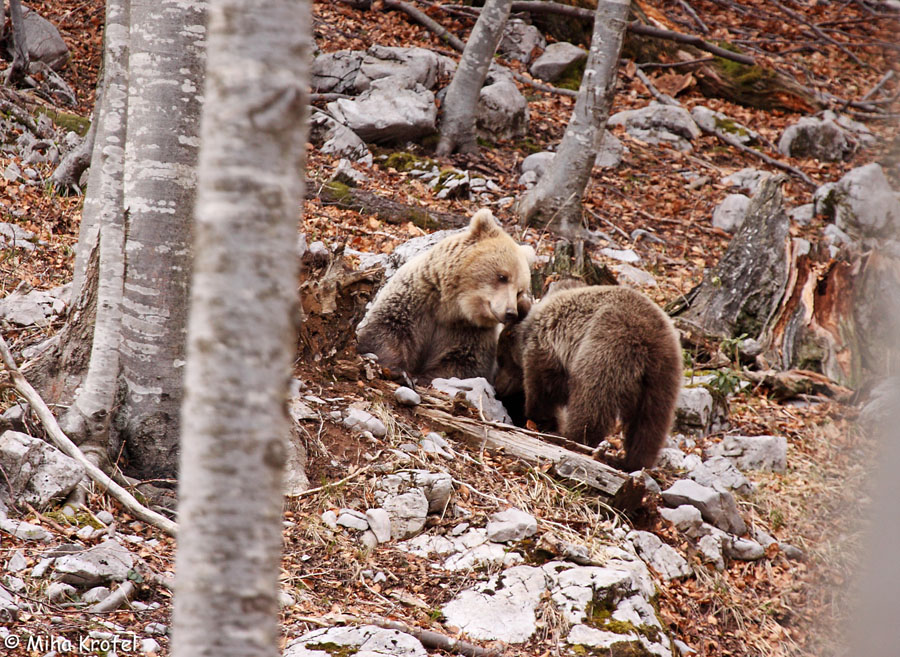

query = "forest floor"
[0,0,898,656]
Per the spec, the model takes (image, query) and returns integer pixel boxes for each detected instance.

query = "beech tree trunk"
[517,0,631,235]
[5,0,29,86]
[28,0,207,485]
[115,0,207,478]
[171,1,310,655]
[56,0,130,478]
[435,0,512,156]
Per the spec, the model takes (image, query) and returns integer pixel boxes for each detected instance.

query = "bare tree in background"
[172,0,310,654]
[4,0,29,86]
[517,0,631,236]
[435,0,512,156]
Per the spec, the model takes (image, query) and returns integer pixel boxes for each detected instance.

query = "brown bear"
[494,279,682,471]
[356,209,534,383]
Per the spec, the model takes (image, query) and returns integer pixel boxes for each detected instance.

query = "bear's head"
[454,209,534,328]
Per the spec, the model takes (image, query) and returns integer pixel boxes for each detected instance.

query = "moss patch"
[304,642,359,657]
[34,107,91,136]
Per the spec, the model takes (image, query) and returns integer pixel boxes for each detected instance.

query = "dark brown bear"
[495,279,682,471]
[356,209,534,383]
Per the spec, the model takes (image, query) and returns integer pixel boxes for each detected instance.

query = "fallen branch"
[88,581,135,613]
[309,179,469,230]
[0,335,178,536]
[633,67,816,189]
[383,0,466,51]
[741,369,853,402]
[415,405,644,510]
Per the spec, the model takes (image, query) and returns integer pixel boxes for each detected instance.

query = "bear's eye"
[498,274,509,283]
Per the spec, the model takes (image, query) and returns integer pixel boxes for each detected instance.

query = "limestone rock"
[608,102,701,152]
[342,407,387,437]
[381,490,428,540]
[309,109,372,165]
[393,386,421,406]
[0,288,67,326]
[336,509,369,531]
[627,530,692,581]
[22,8,69,71]
[0,430,86,507]
[327,77,437,143]
[366,508,392,543]
[355,45,454,93]
[286,625,427,657]
[691,106,761,145]
[499,19,545,63]
[521,151,555,178]
[831,163,900,238]
[486,507,538,543]
[46,581,77,603]
[659,505,704,536]
[685,454,754,496]
[52,539,134,586]
[311,49,364,94]
[721,168,767,194]
[529,42,586,82]
[430,376,511,424]
[712,194,751,233]
[612,263,657,288]
[705,435,787,472]
[778,115,854,161]
[476,74,528,140]
[674,386,718,435]
[0,518,52,541]
[661,479,747,535]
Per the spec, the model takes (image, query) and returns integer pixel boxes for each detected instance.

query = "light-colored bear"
[357,209,534,383]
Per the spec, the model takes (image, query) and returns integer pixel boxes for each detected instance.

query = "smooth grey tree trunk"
[517,0,631,235]
[172,1,310,655]
[5,0,29,86]
[435,0,512,156]
[57,0,130,478]
[117,0,207,478]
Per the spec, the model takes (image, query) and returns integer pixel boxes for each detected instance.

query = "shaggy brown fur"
[495,279,682,471]
[357,209,533,383]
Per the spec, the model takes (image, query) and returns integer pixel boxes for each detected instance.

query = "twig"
[860,70,895,101]
[634,67,816,189]
[638,57,715,69]
[88,581,135,613]
[288,459,379,498]
[676,0,709,33]
[510,70,578,98]
[382,0,466,51]
[0,335,178,536]
[770,0,867,69]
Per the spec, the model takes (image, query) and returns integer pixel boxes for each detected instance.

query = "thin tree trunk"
[50,95,100,193]
[517,0,631,235]
[58,0,130,479]
[117,0,207,479]
[436,0,512,156]
[172,0,311,655]
[5,0,29,86]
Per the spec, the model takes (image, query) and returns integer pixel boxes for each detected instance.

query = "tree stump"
[674,175,790,340]
[531,239,618,297]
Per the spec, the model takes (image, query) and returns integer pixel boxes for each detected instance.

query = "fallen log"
[415,404,645,511]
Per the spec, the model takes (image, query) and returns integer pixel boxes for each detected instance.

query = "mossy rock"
[34,107,90,136]
[383,151,435,173]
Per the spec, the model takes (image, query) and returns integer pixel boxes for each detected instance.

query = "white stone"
[833,163,900,238]
[96,510,115,526]
[285,624,426,657]
[721,168,767,193]
[691,106,760,145]
[661,479,746,535]
[725,536,765,561]
[46,581,77,602]
[499,18,545,63]
[529,42,586,82]
[627,530,692,581]
[82,586,111,604]
[778,115,853,161]
[674,387,715,433]
[0,517,52,541]
[608,102,701,152]
[613,263,657,287]
[477,75,529,140]
[336,509,369,531]
[366,508,392,543]
[327,77,437,143]
[712,193,751,233]
[521,151,555,177]
[342,407,387,437]
[321,510,338,530]
[6,550,27,573]
[430,377,511,423]
[697,532,725,570]
[382,490,428,540]
[705,435,787,472]
[600,248,641,264]
[486,507,538,542]
[659,505,704,536]
[685,455,754,496]
[52,539,135,586]
[394,386,421,406]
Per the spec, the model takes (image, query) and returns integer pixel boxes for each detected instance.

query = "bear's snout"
[503,309,518,324]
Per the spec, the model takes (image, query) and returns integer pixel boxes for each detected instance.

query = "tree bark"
[436,0,512,156]
[674,175,791,341]
[116,0,207,479]
[517,0,631,236]
[57,0,130,478]
[171,1,310,656]
[5,0,29,86]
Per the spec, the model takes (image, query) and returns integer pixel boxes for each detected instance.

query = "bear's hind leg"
[560,379,617,447]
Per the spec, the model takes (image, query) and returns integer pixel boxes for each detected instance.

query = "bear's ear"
[519,244,536,266]
[468,208,500,238]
